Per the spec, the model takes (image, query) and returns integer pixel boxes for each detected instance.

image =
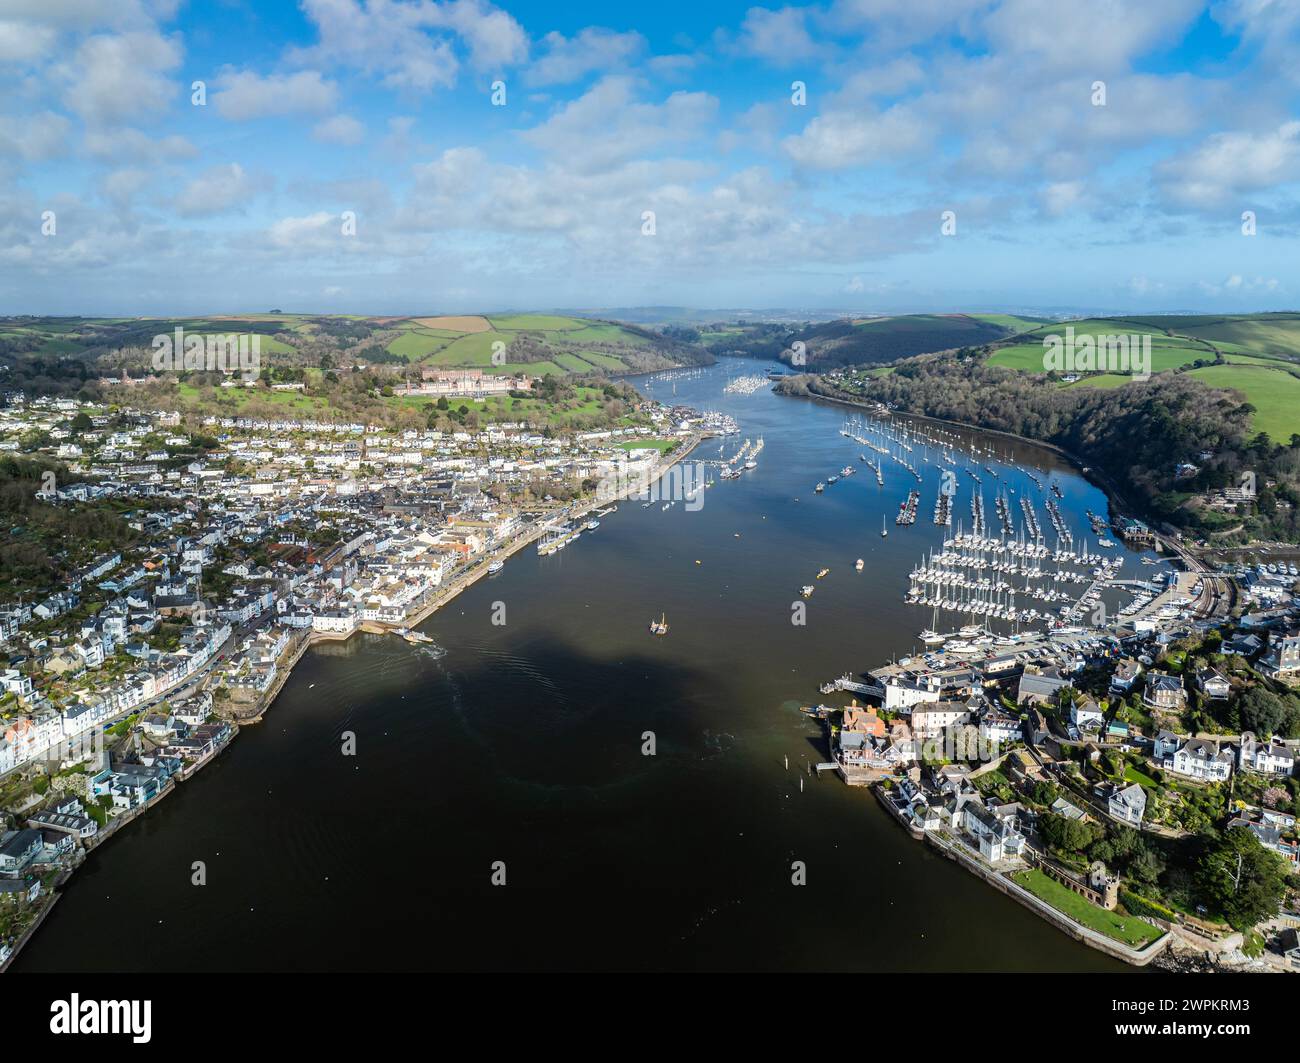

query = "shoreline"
[781,384,1146,519]
[788,381,1298,558]
[1,435,703,971]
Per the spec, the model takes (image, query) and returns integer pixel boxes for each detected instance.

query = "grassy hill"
[376,313,684,377]
[980,312,1300,442]
[705,312,1039,369]
[0,311,709,390]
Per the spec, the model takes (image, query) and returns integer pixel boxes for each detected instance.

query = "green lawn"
[1011,869,1163,948]
[176,382,331,411]
[1188,363,1300,441]
[1123,764,1158,787]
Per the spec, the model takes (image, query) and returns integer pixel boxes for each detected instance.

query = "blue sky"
[3,0,1300,316]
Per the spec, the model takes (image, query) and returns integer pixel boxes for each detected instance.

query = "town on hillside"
[0,384,737,967]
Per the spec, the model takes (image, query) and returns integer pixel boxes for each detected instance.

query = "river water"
[17,359,1138,972]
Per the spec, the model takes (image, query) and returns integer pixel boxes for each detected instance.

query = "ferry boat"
[487,560,504,575]
[649,614,669,636]
[801,585,815,598]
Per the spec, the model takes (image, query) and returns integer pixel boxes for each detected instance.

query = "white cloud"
[983,0,1202,68]
[214,70,339,121]
[313,114,366,145]
[826,0,993,45]
[99,167,153,208]
[57,30,181,124]
[526,27,645,86]
[729,6,823,63]
[0,111,70,161]
[174,163,259,217]
[0,20,57,61]
[1039,180,1088,217]
[291,0,527,92]
[521,77,718,172]
[84,127,196,161]
[782,104,929,169]
[268,210,343,250]
[1156,120,1300,209]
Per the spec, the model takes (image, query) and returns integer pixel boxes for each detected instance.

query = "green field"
[487,313,589,331]
[380,312,656,375]
[1011,869,1163,948]
[1188,364,1300,441]
[386,330,453,359]
[967,313,1054,334]
[1125,313,1300,360]
[989,338,1209,374]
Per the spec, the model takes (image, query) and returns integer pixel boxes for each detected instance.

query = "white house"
[1106,782,1147,826]
[1238,735,1295,776]
[1165,738,1233,782]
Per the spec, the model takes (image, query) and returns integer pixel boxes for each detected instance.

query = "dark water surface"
[18,359,1137,972]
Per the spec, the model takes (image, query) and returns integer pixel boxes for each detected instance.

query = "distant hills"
[700,313,1049,369]
[0,312,710,382]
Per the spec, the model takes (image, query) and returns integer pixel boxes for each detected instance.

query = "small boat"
[586,520,600,530]
[918,630,946,644]
[880,515,888,538]
[801,585,815,598]
[649,614,669,636]
[814,482,825,493]
[827,475,839,484]
[855,558,864,571]
[816,568,830,579]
